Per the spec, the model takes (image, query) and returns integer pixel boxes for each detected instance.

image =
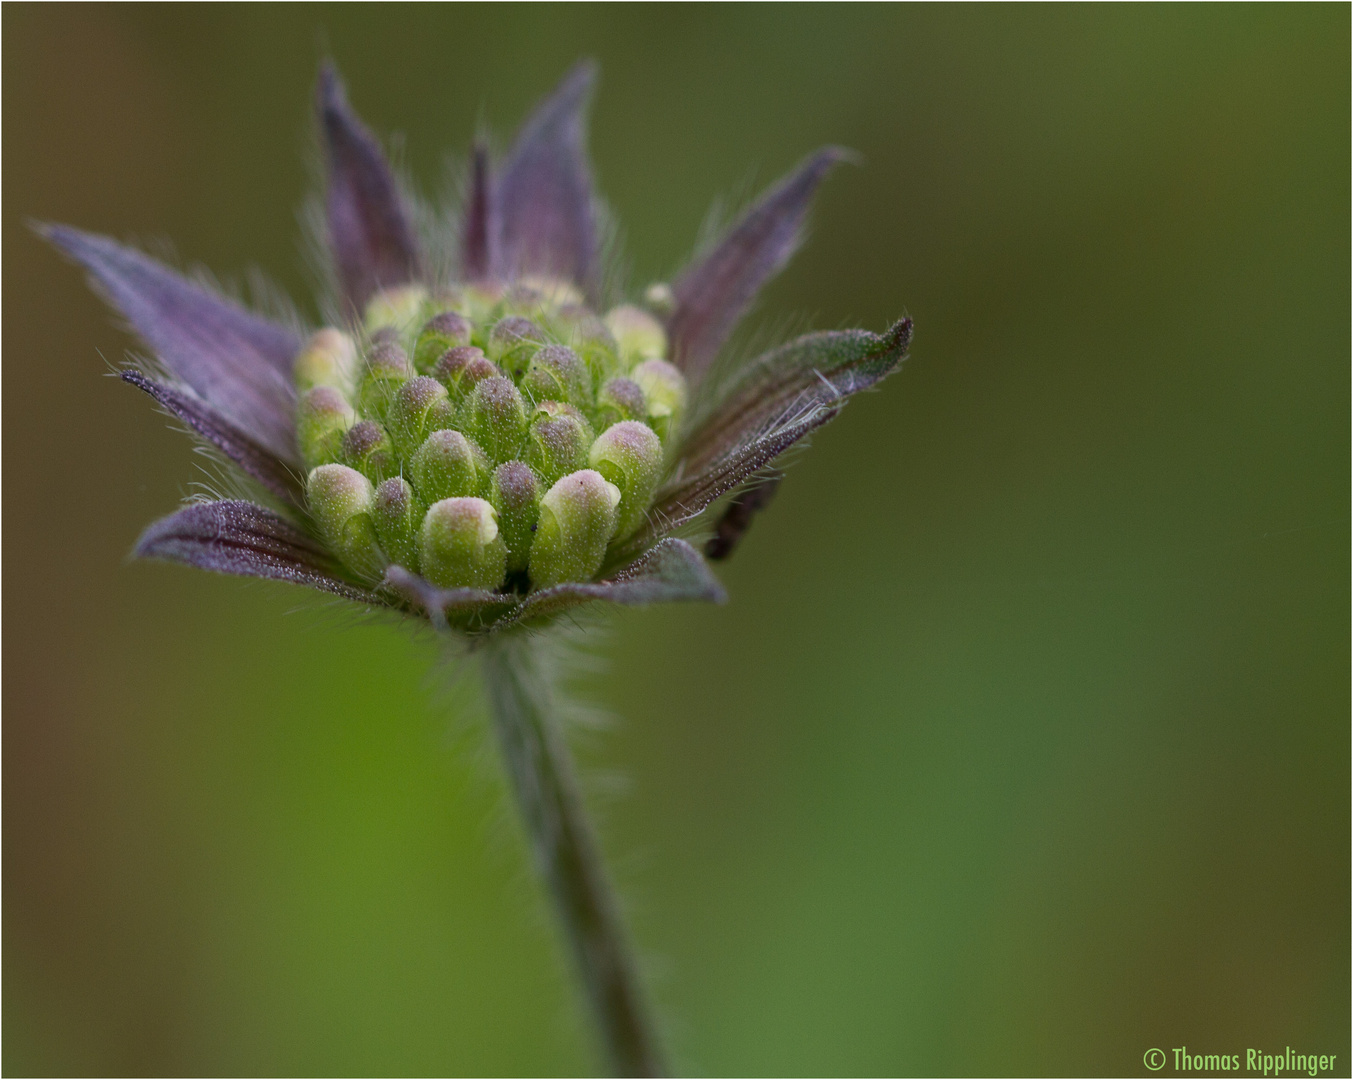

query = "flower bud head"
[589,420,663,538]
[372,476,425,573]
[528,469,620,589]
[594,376,647,430]
[521,344,589,409]
[461,375,527,464]
[388,375,454,457]
[306,464,383,578]
[294,328,359,393]
[413,311,473,372]
[418,497,507,590]
[604,304,667,366]
[364,284,428,336]
[486,316,547,378]
[341,419,398,485]
[489,460,541,573]
[630,358,688,443]
[297,385,356,469]
[431,346,500,402]
[526,401,595,489]
[410,428,486,504]
[357,339,414,420]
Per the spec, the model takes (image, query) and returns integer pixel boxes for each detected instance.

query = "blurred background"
[4,5,1347,1076]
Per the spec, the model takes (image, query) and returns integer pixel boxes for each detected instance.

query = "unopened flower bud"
[604,304,667,366]
[486,315,546,378]
[297,385,356,469]
[294,328,359,393]
[341,419,398,485]
[589,420,663,538]
[431,345,500,402]
[551,305,620,384]
[410,428,486,504]
[461,375,527,463]
[526,401,595,489]
[418,497,507,590]
[413,311,473,372]
[388,375,455,457]
[364,284,428,336]
[528,469,620,589]
[516,275,584,307]
[372,476,425,573]
[521,344,589,409]
[306,463,383,578]
[459,282,506,322]
[642,282,675,317]
[489,460,541,573]
[594,376,647,430]
[630,358,688,443]
[357,339,414,420]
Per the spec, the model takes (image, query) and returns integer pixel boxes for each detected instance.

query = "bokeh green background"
[4,5,1347,1076]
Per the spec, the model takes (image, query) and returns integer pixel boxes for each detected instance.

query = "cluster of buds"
[297,281,685,592]
[46,59,909,633]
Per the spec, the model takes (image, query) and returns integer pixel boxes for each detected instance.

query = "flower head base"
[45,59,911,634]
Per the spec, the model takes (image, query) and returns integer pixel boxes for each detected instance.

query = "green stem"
[479,633,667,1077]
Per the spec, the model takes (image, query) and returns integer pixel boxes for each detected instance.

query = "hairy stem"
[479,633,667,1077]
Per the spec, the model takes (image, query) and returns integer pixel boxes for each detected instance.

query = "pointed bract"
[134,499,382,603]
[683,318,911,476]
[512,538,725,624]
[615,320,911,560]
[317,63,424,312]
[495,61,598,288]
[461,142,496,281]
[122,371,304,504]
[43,225,300,463]
[668,148,849,383]
[382,564,512,630]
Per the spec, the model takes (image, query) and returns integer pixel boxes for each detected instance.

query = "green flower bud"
[357,338,414,420]
[412,311,473,372]
[418,497,507,590]
[387,375,455,457]
[486,315,546,378]
[604,304,667,366]
[341,419,399,485]
[364,284,428,336]
[306,463,383,578]
[372,476,425,573]
[594,376,647,430]
[526,401,595,489]
[297,385,356,469]
[550,305,621,385]
[589,420,663,539]
[410,428,486,504]
[294,328,359,393]
[528,469,620,589]
[520,344,589,409]
[516,275,584,307]
[461,375,528,464]
[431,345,500,402]
[459,282,506,323]
[489,460,541,573]
[630,358,688,443]
[643,282,675,317]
